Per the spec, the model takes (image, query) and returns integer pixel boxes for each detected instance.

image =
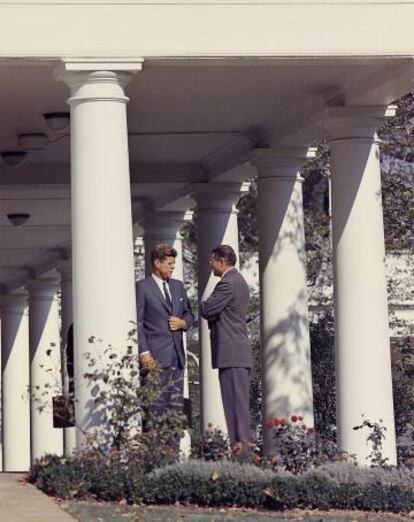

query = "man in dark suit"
[200,244,252,449]
[136,244,193,416]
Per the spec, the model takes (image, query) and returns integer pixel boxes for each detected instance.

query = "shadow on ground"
[63,501,411,521]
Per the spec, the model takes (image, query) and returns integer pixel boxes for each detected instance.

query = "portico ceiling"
[0,56,412,290]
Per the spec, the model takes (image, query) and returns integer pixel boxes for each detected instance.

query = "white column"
[142,211,191,456]
[58,62,140,443]
[193,184,242,434]
[56,260,76,456]
[254,148,314,455]
[0,293,31,471]
[27,278,63,461]
[142,212,186,278]
[326,106,397,465]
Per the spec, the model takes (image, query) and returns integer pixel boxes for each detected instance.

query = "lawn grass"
[62,501,412,521]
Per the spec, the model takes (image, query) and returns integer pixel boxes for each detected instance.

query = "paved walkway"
[0,473,75,521]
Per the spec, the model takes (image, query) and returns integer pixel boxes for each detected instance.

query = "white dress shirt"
[152,273,172,302]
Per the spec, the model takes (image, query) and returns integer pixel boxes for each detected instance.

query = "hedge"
[29,457,414,513]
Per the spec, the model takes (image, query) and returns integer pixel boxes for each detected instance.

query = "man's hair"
[211,244,237,266]
[150,244,177,265]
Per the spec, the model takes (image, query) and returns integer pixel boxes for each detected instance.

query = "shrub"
[30,457,414,512]
[353,417,389,467]
[190,426,230,461]
[34,336,188,477]
[248,326,262,440]
[303,460,414,490]
[265,474,414,512]
[391,335,414,465]
[397,424,414,466]
[150,459,282,482]
[190,424,265,467]
[29,454,91,499]
[139,460,282,506]
[309,310,336,440]
[80,339,187,458]
[30,452,139,500]
[264,415,345,474]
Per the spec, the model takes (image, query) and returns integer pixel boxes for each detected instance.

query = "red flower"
[207,422,213,428]
[280,418,287,426]
[291,415,298,423]
[307,427,315,434]
[298,416,304,421]
[301,424,307,430]
[265,419,276,429]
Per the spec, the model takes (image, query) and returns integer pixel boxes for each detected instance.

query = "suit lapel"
[148,277,172,314]
[170,280,179,316]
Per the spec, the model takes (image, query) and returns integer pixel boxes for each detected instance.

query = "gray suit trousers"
[153,367,184,417]
[219,367,251,447]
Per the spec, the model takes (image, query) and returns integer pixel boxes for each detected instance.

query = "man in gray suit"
[136,244,193,416]
[200,244,252,449]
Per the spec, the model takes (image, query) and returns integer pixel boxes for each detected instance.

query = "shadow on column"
[259,179,314,424]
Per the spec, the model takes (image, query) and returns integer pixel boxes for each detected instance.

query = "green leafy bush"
[150,459,282,482]
[140,460,281,506]
[30,453,138,501]
[303,460,414,489]
[265,474,414,512]
[309,310,337,440]
[190,426,230,461]
[353,417,389,467]
[30,457,414,512]
[34,336,188,478]
[30,454,91,499]
[391,335,414,465]
[264,415,344,474]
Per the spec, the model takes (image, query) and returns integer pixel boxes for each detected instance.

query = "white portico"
[0,0,412,470]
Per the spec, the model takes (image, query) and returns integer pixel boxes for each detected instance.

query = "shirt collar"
[152,273,168,286]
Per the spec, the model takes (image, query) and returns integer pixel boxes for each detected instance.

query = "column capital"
[0,293,28,315]
[142,211,188,237]
[25,278,60,300]
[323,105,396,141]
[55,59,143,104]
[252,147,314,180]
[191,183,243,211]
[56,260,72,282]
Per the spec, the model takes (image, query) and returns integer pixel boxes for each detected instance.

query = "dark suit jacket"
[200,268,252,369]
[136,276,194,369]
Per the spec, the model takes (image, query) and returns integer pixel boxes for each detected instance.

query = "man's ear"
[153,259,160,269]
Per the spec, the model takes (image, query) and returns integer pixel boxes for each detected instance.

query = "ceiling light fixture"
[1,151,28,168]
[18,133,49,151]
[43,112,70,132]
[7,213,30,227]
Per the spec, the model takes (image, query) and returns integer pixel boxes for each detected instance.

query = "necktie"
[163,281,172,309]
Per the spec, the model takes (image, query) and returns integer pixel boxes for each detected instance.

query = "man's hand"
[139,352,156,370]
[168,316,187,331]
